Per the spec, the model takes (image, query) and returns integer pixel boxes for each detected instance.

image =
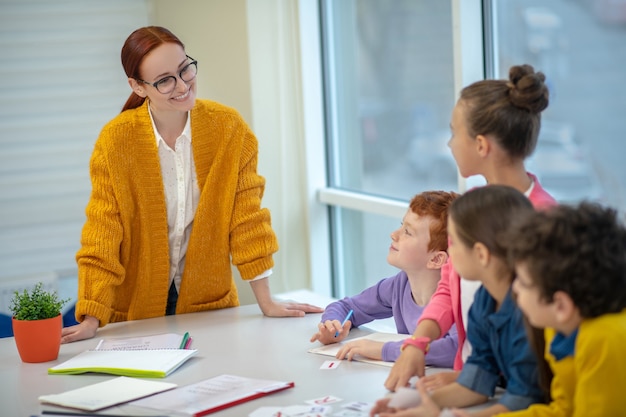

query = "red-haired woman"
[62,26,322,343]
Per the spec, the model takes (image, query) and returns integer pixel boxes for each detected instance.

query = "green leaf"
[9,282,70,321]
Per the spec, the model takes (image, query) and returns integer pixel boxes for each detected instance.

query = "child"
[371,185,545,416]
[499,202,626,416]
[310,191,459,367]
[385,64,556,393]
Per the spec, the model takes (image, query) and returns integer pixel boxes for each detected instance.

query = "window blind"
[0,0,151,305]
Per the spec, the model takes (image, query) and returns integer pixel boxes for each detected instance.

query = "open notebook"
[48,348,198,378]
[308,332,407,367]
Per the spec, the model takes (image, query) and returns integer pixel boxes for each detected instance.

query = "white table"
[0,303,401,416]
[1,298,496,416]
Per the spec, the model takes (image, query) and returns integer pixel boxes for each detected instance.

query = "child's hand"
[309,319,352,344]
[336,339,384,361]
[385,345,427,391]
[371,381,442,416]
[370,380,443,417]
[421,371,459,392]
[369,397,396,416]
[411,379,442,417]
[369,385,441,416]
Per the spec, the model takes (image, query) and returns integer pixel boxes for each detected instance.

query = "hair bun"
[508,64,549,113]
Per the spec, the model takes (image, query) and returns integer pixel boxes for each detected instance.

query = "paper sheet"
[131,374,294,416]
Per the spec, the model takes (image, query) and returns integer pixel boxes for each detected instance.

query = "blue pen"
[335,309,354,337]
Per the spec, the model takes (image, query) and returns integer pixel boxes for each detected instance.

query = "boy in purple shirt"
[310,191,459,367]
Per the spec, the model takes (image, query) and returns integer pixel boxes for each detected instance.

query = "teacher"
[62,26,322,343]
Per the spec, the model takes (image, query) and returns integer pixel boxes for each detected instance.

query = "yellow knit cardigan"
[75,99,278,326]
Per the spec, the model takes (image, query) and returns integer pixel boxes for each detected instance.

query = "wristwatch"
[401,336,431,354]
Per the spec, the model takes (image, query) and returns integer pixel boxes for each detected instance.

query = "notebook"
[48,348,198,378]
[308,332,407,367]
[39,376,177,411]
[131,374,295,416]
[94,332,192,351]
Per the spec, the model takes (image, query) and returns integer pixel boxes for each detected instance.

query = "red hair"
[120,26,185,112]
[409,190,460,252]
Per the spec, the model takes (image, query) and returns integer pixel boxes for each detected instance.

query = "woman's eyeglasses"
[136,56,198,94]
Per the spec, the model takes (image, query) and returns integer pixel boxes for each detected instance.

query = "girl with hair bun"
[454,64,551,178]
[384,65,557,395]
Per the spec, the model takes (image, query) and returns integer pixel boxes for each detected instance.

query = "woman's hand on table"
[61,315,99,343]
[261,299,324,317]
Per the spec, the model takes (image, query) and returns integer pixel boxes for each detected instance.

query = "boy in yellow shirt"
[501,202,626,417]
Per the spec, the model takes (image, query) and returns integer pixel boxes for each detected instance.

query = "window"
[489,0,625,207]
[309,0,626,298]
[314,0,479,297]
[321,1,458,198]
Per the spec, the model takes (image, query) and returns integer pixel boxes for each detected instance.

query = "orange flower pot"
[12,314,62,363]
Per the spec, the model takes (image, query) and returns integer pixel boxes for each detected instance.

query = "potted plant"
[10,282,69,363]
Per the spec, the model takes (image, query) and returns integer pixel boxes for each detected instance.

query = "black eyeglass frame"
[135,55,198,94]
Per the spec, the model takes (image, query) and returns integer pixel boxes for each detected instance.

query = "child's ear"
[473,242,490,266]
[427,251,449,269]
[475,134,491,158]
[552,291,577,324]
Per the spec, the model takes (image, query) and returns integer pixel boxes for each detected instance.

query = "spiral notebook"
[94,332,192,350]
